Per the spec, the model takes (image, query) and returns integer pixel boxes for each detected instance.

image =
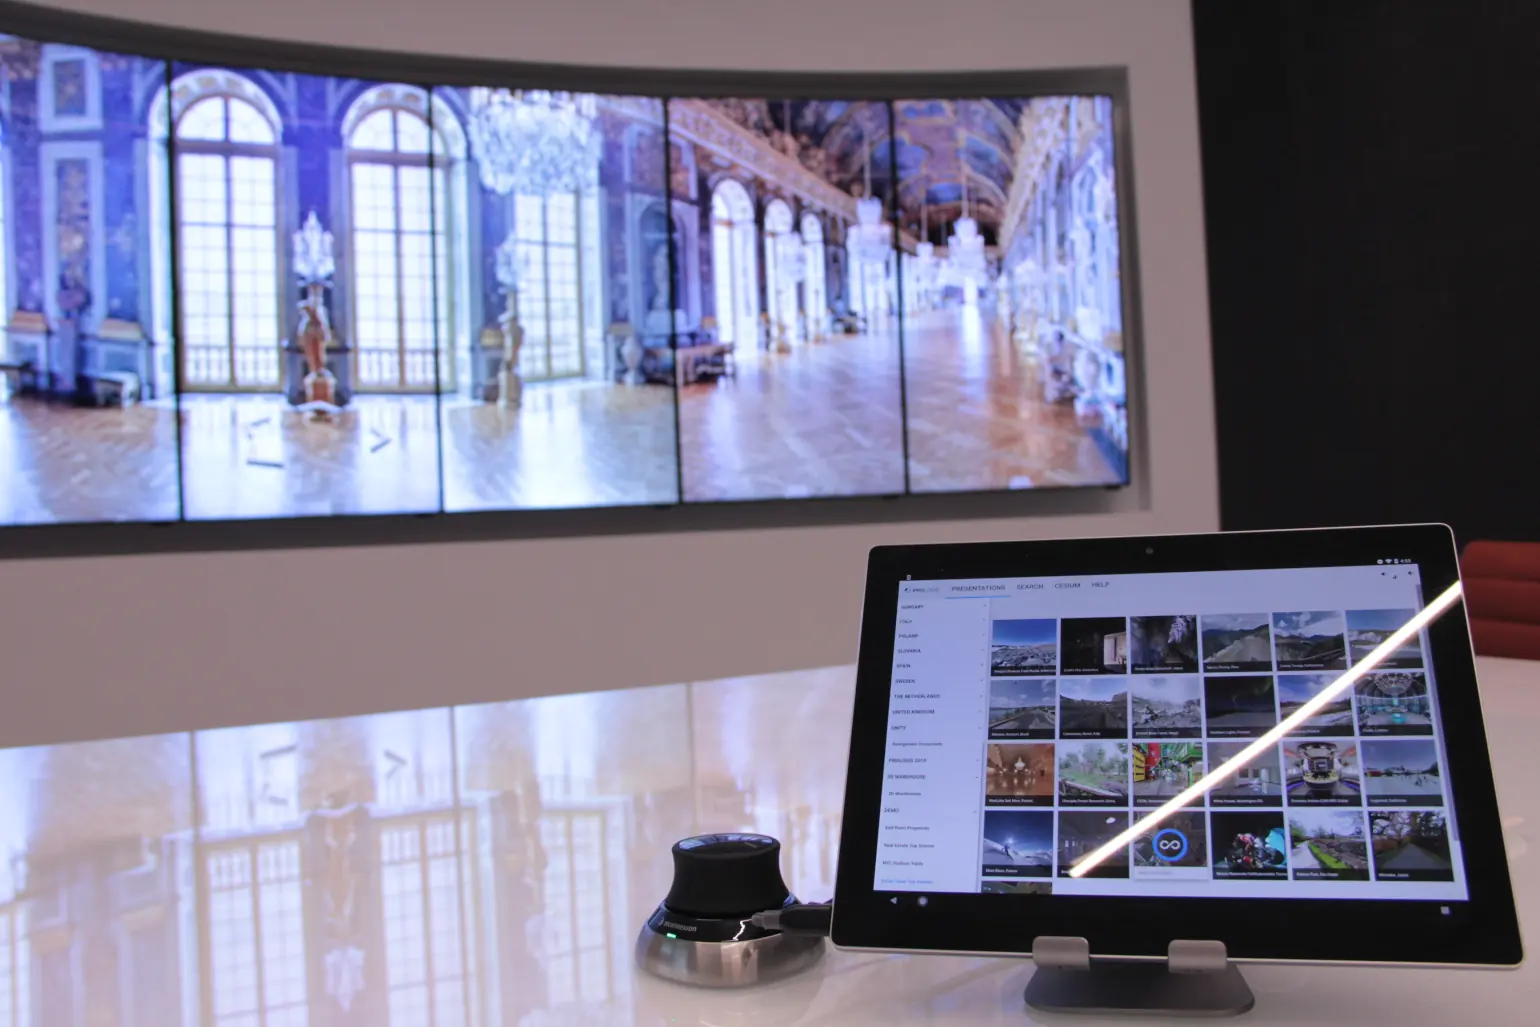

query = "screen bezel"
[832,524,1523,967]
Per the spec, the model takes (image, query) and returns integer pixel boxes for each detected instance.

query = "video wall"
[0,26,1132,527]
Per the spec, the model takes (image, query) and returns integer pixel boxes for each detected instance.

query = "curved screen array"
[0,27,1133,527]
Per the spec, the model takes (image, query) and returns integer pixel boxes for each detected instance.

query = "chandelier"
[942,129,987,285]
[468,88,600,196]
[915,240,938,289]
[848,141,892,264]
[850,199,892,264]
[948,215,985,283]
[947,216,987,281]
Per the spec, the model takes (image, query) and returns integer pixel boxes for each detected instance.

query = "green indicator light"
[665,932,677,939]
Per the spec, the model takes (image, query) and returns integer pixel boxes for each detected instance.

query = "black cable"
[751,903,832,937]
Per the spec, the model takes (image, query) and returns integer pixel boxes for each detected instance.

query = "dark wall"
[1194,0,1539,546]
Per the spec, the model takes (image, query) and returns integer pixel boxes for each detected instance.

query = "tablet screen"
[876,561,1469,901]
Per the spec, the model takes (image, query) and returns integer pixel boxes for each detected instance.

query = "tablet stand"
[1024,938,1255,1017]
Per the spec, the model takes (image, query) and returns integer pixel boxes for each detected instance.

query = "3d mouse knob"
[664,833,791,918]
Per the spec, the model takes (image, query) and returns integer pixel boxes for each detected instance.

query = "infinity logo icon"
[1152,829,1188,862]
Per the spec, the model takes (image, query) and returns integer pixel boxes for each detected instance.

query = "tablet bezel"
[831,524,1523,967]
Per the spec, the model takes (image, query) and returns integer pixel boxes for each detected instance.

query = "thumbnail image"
[981,880,1053,895]
[1130,675,1203,738]
[1206,742,1283,806]
[1203,676,1278,737]
[895,95,1129,495]
[1288,809,1371,881]
[1057,741,1129,806]
[985,743,1056,806]
[991,619,1058,676]
[1130,615,1199,673]
[441,88,680,512]
[178,65,447,519]
[1211,811,1290,879]
[1356,672,1434,735]
[1132,810,1209,869]
[1277,673,1355,736]
[0,41,182,525]
[1060,617,1129,675]
[981,809,1055,878]
[1272,611,1348,672]
[1283,741,1362,806]
[1132,742,1203,806]
[1370,810,1455,881]
[988,678,1057,739]
[1057,678,1129,738]
[1362,739,1444,806]
[670,97,905,502]
[1200,613,1273,672]
[1346,609,1424,668]
[1057,811,1131,879]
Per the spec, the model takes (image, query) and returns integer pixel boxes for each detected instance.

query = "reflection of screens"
[0,697,639,1022]
[875,560,1470,900]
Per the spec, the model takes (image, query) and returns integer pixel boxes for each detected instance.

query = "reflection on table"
[0,657,1534,1026]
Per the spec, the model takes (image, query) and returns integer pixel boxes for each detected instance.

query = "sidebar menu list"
[876,587,994,892]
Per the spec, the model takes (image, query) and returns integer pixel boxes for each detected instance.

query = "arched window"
[710,180,757,347]
[346,94,450,390]
[800,213,826,340]
[763,199,798,346]
[173,77,282,389]
[512,185,600,381]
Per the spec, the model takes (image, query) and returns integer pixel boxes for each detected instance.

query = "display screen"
[0,17,1132,526]
[894,96,1128,493]
[875,562,1467,900]
[172,65,446,519]
[0,39,180,524]
[668,97,906,502]
[437,89,679,511]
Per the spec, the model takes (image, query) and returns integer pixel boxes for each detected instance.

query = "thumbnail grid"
[981,611,1452,885]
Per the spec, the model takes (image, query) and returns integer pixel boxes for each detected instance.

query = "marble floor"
[0,398,180,525]
[678,328,907,502]
[903,305,1121,493]
[180,393,441,520]
[0,308,1118,523]
[441,380,678,511]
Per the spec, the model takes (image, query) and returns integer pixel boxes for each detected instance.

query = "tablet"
[832,525,1522,967]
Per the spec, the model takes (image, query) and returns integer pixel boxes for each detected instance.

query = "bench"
[675,342,736,386]
[82,371,141,407]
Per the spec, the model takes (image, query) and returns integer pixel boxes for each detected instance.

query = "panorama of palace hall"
[0,36,1129,523]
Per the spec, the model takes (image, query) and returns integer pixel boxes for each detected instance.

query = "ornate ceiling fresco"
[894,98,1028,247]
[696,97,1031,246]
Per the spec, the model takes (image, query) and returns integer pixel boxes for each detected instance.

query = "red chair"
[1461,540,1540,660]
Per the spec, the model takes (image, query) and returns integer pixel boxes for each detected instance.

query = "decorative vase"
[621,334,644,386]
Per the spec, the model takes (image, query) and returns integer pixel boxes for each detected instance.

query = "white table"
[609,656,1534,1025]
